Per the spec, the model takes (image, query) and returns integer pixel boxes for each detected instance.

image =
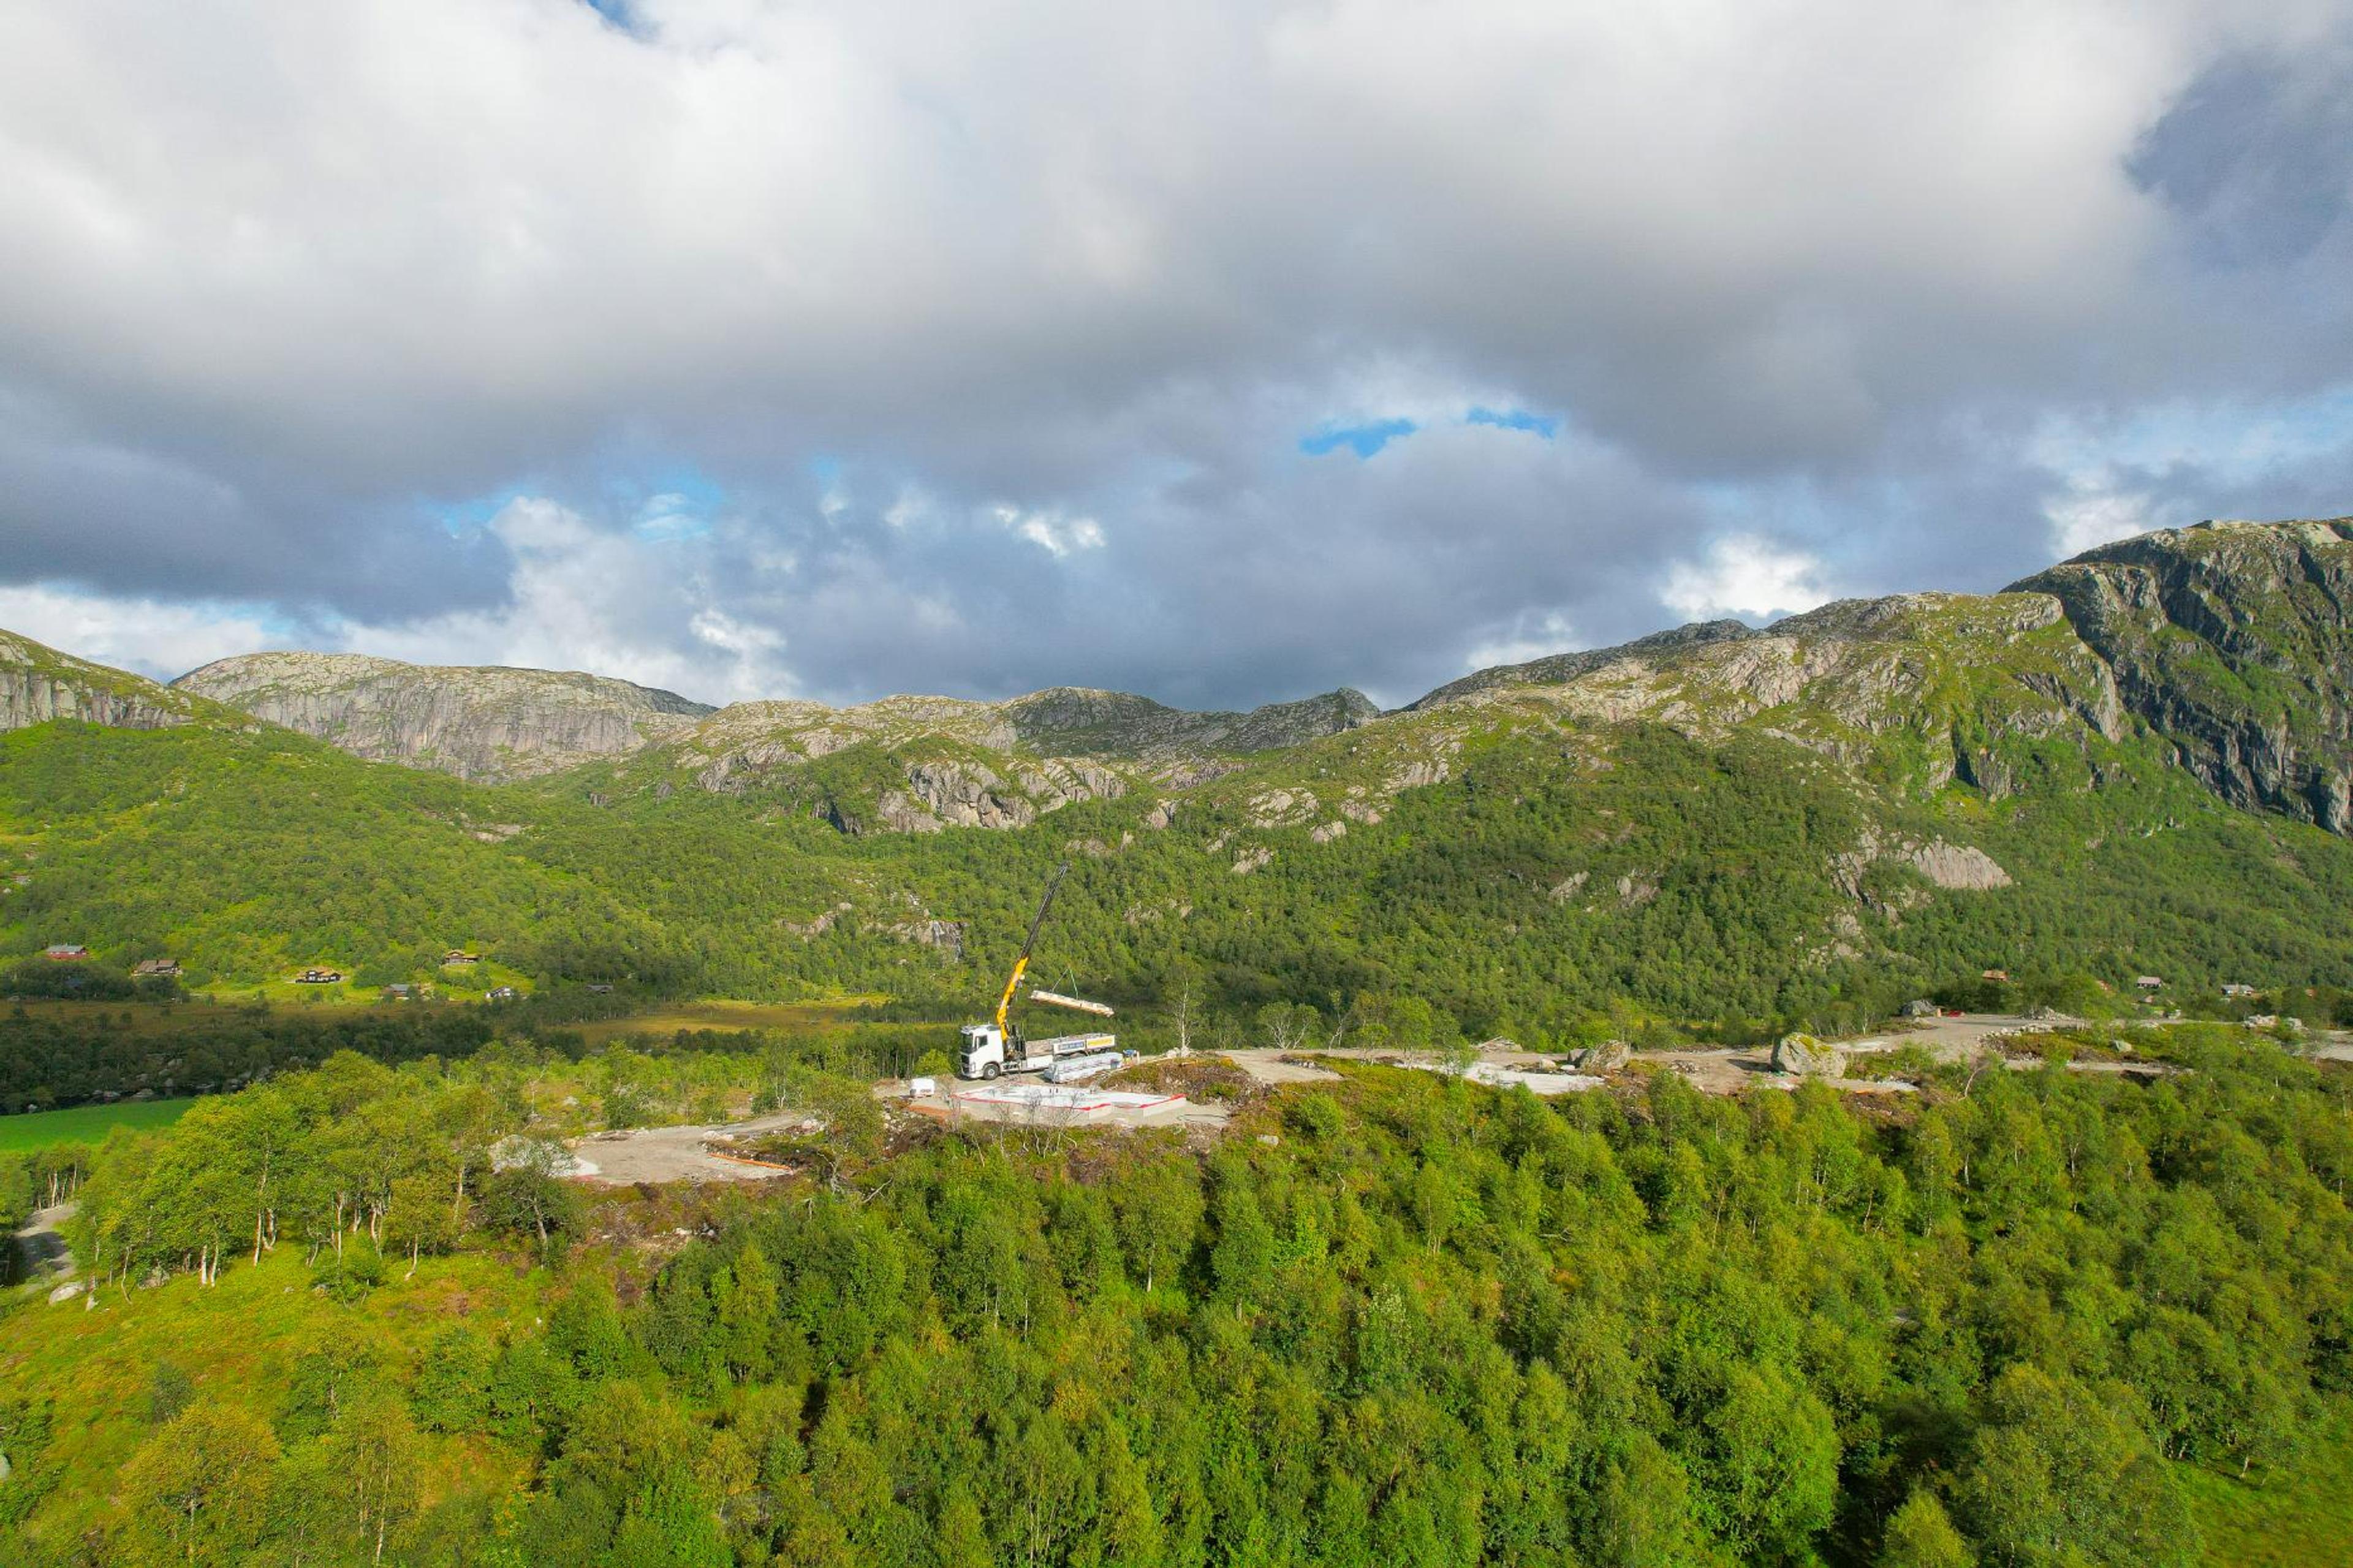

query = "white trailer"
[957,1023,1116,1080]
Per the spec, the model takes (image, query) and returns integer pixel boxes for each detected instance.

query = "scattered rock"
[877,919,965,958]
[1549,871,1590,902]
[1231,846,1273,876]
[1309,820,1347,843]
[1248,788,1318,828]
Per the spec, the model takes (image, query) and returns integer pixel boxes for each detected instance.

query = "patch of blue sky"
[596,463,725,540]
[2035,382,2353,483]
[434,484,538,537]
[634,497,711,542]
[1466,406,1560,438]
[578,0,646,36]
[1300,418,1419,458]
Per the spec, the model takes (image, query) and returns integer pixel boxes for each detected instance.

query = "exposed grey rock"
[175,651,712,781]
[1906,840,2012,891]
[1248,787,1317,827]
[1,631,197,735]
[1574,1039,1631,1072]
[1002,684,1376,757]
[1409,619,1757,709]
[877,918,964,958]
[2010,518,2353,833]
[1772,1033,1844,1075]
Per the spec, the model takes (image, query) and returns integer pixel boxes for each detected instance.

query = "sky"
[1,1,2351,711]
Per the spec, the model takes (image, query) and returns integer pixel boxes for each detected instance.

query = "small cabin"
[487,985,519,1002]
[2221,982,2257,999]
[441,950,481,965]
[2134,975,2164,991]
[43,944,89,961]
[132,958,181,979]
[294,968,344,985]
[586,983,615,995]
[1980,968,2009,982]
[381,983,419,1001]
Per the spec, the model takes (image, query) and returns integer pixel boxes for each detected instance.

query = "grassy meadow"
[0,1097,192,1154]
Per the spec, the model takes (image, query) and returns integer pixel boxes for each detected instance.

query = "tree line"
[3,1023,2347,1564]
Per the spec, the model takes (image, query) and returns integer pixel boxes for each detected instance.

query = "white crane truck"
[956,862,1120,1080]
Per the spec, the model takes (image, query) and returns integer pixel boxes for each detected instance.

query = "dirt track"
[1220,1015,2180,1098]
[566,1112,814,1185]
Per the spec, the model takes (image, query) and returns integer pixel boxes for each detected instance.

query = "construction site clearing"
[547,1013,2280,1186]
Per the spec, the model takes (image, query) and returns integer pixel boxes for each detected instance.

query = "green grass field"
[2180,1400,2353,1567]
[0,1097,193,1153]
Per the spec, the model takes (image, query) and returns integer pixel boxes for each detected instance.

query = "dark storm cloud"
[2132,44,2353,268]
[1,2,2350,706]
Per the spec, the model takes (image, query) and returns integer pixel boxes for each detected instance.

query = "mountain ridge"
[10,515,2353,1011]
[13,515,2353,843]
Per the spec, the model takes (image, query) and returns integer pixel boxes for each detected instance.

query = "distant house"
[2134,975,2164,991]
[43,944,89,961]
[1980,968,2010,982]
[586,983,615,995]
[131,958,182,979]
[442,950,481,965]
[487,985,519,1002]
[381,983,416,1001]
[2221,982,2258,999]
[294,968,344,985]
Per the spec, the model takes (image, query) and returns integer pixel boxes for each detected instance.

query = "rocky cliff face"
[1001,685,1378,756]
[1409,619,1759,710]
[2009,518,2353,832]
[629,684,1379,830]
[1408,589,2125,802]
[173,653,715,782]
[0,631,199,733]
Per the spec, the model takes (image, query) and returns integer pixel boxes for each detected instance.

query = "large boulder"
[1574,1039,1632,1073]
[1772,1033,1844,1076]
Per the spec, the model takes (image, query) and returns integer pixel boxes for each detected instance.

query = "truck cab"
[958,1022,1010,1079]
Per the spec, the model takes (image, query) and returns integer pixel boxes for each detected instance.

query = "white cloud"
[999,507,1106,558]
[343,498,797,703]
[0,585,281,681]
[2043,479,2159,558]
[1662,536,1837,622]
[1,1,2351,704]
[1461,612,1580,673]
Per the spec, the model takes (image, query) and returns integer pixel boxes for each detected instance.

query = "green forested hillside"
[9,519,2353,1077]
[10,699,2353,1056]
[4,1026,2348,1565]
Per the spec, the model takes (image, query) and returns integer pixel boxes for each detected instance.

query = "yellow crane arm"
[993,860,1070,1036]
[994,955,1031,1034]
